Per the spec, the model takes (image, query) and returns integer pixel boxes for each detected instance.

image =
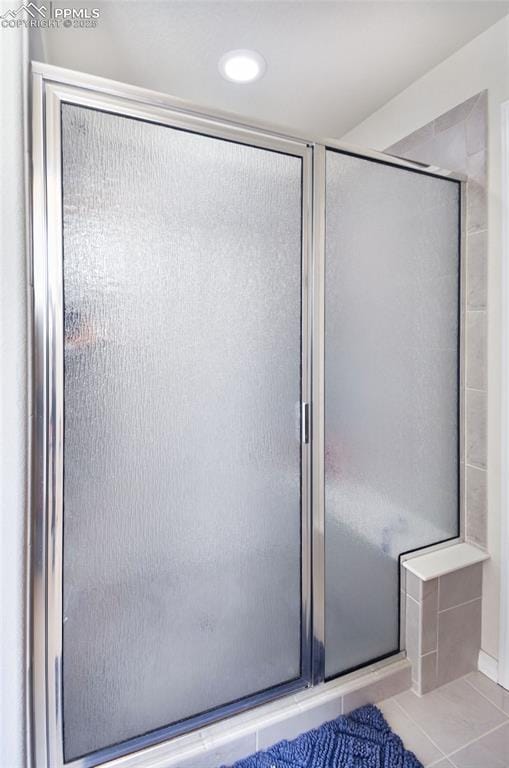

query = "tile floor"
[379,672,509,767]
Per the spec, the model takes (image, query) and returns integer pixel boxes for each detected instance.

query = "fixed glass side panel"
[61,104,303,760]
[324,150,460,678]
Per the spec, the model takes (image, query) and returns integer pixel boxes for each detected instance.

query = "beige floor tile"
[449,722,509,768]
[378,698,444,766]
[429,761,455,768]
[465,672,509,715]
[395,678,507,755]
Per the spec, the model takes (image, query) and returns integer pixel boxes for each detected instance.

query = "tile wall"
[404,565,483,694]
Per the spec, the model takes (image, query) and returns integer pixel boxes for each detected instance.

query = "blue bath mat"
[224,704,423,768]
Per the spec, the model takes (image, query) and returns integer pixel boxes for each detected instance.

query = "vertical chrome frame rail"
[311,145,326,684]
[30,66,314,768]
[459,178,467,538]
[30,61,467,768]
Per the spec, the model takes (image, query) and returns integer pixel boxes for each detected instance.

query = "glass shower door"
[60,104,306,761]
[323,150,460,678]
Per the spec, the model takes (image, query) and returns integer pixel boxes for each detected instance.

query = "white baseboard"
[478,650,498,683]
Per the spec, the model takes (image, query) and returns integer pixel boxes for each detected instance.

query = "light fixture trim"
[218,49,266,84]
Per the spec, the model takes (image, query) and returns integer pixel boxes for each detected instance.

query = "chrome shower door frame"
[30,66,314,768]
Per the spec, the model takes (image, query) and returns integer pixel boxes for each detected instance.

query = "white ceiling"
[35,0,509,137]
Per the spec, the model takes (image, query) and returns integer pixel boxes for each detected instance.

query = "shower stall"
[30,63,462,768]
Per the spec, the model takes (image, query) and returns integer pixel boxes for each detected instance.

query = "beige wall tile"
[257,698,342,749]
[437,599,482,685]
[422,578,439,601]
[194,733,257,768]
[466,465,487,548]
[421,582,438,655]
[410,124,467,174]
[166,732,256,768]
[465,92,487,156]
[406,571,421,602]
[439,563,483,611]
[400,565,407,595]
[467,149,486,185]
[406,572,438,604]
[467,179,487,232]
[342,666,411,712]
[434,95,478,134]
[256,709,322,750]
[419,652,438,695]
[466,389,487,468]
[406,594,420,674]
[466,311,486,390]
[386,122,434,159]
[466,230,487,310]
[400,589,407,649]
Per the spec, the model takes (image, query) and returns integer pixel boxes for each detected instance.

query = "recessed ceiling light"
[218,49,266,84]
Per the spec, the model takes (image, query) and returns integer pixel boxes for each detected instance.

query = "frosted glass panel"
[324,151,459,678]
[61,104,302,760]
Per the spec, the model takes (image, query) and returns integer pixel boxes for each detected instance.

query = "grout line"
[445,720,509,762]
[465,463,487,472]
[390,668,507,756]
[466,146,486,159]
[466,227,487,237]
[465,460,487,471]
[438,596,481,614]
[463,675,509,717]
[393,683,508,766]
[428,757,450,767]
[391,697,446,759]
